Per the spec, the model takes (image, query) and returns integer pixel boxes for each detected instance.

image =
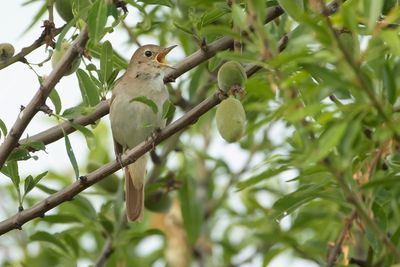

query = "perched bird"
[110,44,176,221]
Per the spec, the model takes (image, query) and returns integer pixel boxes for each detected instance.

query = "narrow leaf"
[130,96,158,114]
[23,140,46,152]
[55,17,78,50]
[100,41,113,84]
[271,182,329,220]
[277,0,304,22]
[162,99,176,120]
[368,0,384,31]
[3,160,20,189]
[64,134,79,179]
[41,214,80,224]
[138,0,173,7]
[49,89,62,114]
[89,44,128,69]
[30,231,67,251]
[23,175,34,197]
[76,69,100,107]
[0,118,7,137]
[87,0,108,43]
[179,176,202,244]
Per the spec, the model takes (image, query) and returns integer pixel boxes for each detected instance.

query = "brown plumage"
[110,44,176,221]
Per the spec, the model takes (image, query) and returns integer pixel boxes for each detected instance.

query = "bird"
[109,44,176,221]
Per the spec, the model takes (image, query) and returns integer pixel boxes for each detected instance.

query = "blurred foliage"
[1,0,400,266]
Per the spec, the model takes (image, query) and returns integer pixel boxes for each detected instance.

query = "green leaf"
[383,62,396,104]
[41,214,80,224]
[100,41,113,84]
[49,89,62,114]
[63,233,80,257]
[24,171,47,197]
[372,201,387,230]
[23,140,46,152]
[36,184,58,194]
[30,231,67,251]
[173,22,195,35]
[76,69,100,107]
[7,148,30,161]
[70,123,96,150]
[87,0,108,43]
[198,6,230,28]
[308,122,347,163]
[127,229,165,239]
[365,225,382,253]
[231,4,246,30]
[179,176,202,244]
[277,0,304,22]
[23,175,34,198]
[55,17,78,50]
[130,96,158,114]
[368,0,383,31]
[72,196,97,219]
[271,182,329,220]
[72,0,93,19]
[89,44,128,69]
[64,134,79,179]
[381,30,400,56]
[62,105,84,119]
[138,0,173,7]
[0,118,8,138]
[200,25,242,40]
[392,224,400,245]
[107,69,120,85]
[236,167,287,190]
[162,99,176,120]
[2,160,20,190]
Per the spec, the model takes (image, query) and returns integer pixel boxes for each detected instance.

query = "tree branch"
[326,210,357,267]
[95,238,113,267]
[0,90,223,235]
[0,27,89,168]
[0,25,65,70]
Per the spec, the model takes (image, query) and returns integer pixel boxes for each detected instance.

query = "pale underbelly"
[110,94,167,149]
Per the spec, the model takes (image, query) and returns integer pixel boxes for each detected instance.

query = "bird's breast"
[110,79,169,149]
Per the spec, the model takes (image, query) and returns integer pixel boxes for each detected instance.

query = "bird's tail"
[125,156,147,221]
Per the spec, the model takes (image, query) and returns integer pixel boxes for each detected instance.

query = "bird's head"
[128,44,177,73]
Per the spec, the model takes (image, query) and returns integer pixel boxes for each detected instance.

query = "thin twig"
[326,210,357,267]
[94,215,127,266]
[0,25,65,70]
[47,0,54,23]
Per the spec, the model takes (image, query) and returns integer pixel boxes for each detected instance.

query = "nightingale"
[110,44,176,221]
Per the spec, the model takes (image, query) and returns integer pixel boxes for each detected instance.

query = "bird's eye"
[144,50,152,57]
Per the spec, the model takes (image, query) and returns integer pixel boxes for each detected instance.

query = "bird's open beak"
[155,45,177,69]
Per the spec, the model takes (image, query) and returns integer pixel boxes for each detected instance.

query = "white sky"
[0,2,318,267]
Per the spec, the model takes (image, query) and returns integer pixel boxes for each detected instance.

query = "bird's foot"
[147,128,162,151]
[116,153,123,168]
